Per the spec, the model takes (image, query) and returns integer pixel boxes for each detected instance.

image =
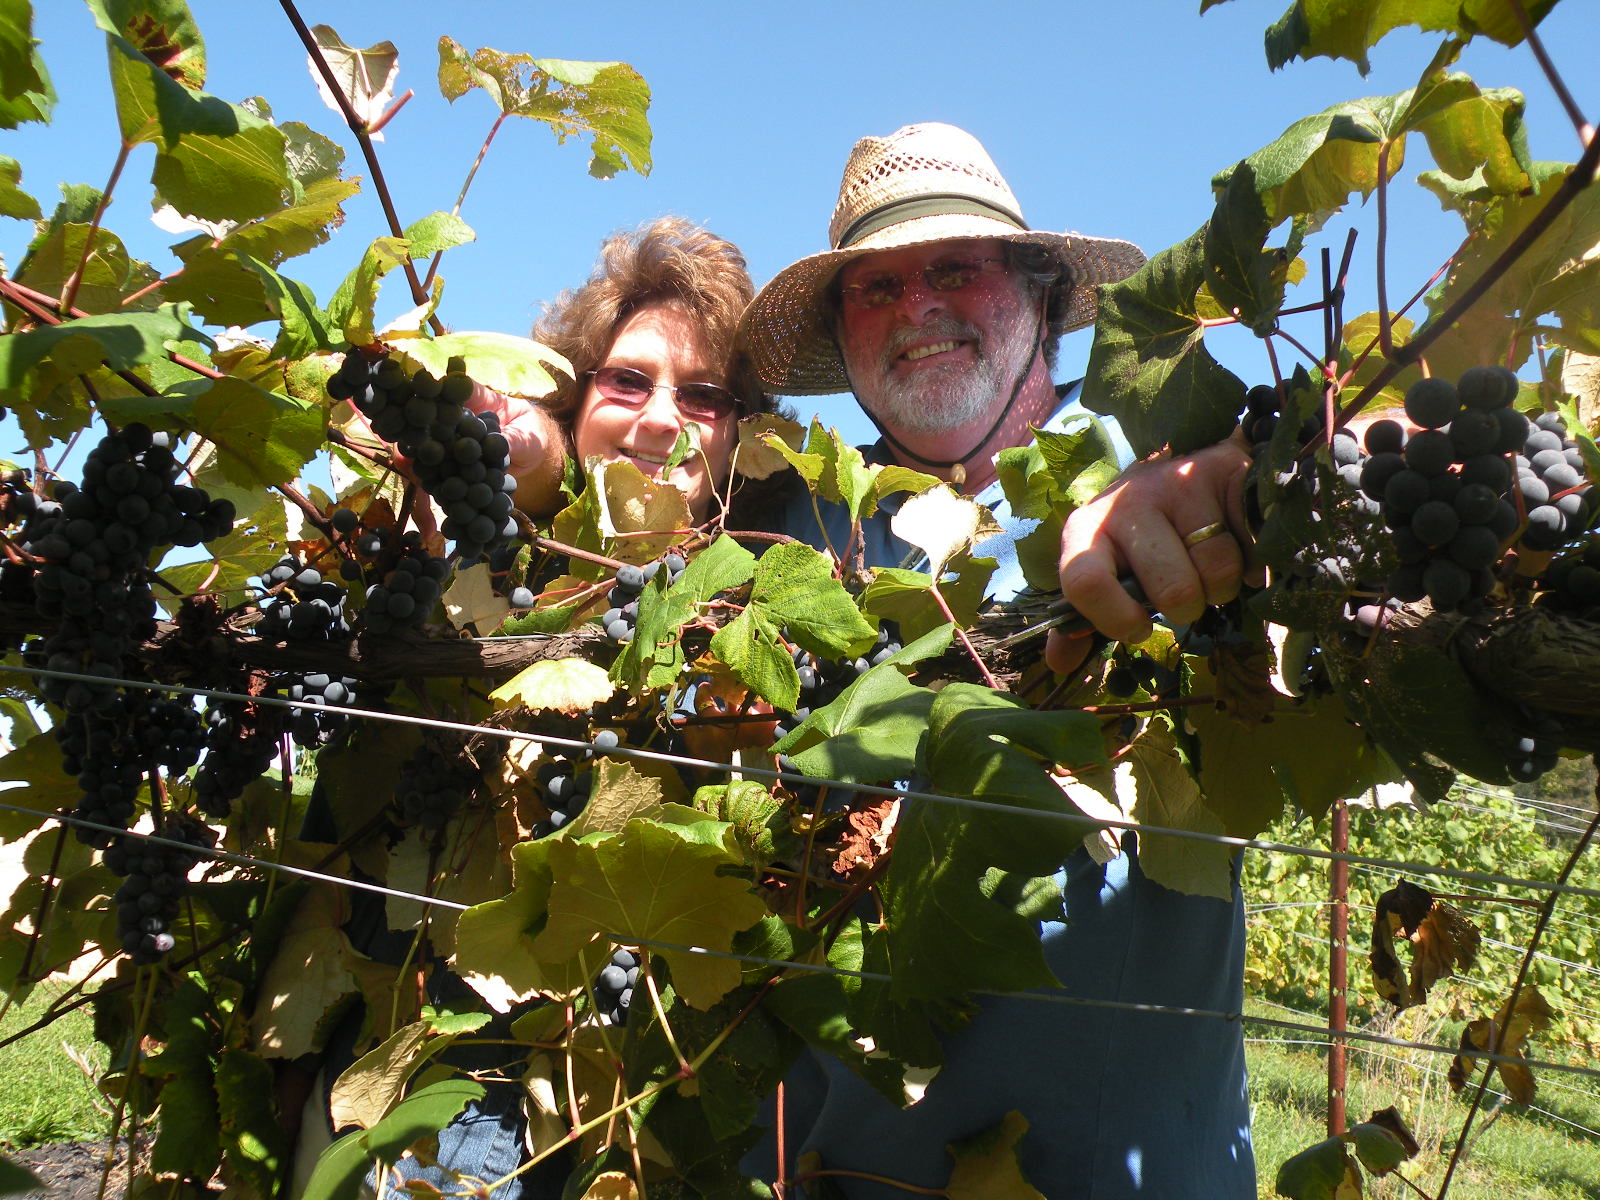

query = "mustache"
[880,317,982,365]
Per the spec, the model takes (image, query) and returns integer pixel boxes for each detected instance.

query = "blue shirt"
[750,402,1255,1199]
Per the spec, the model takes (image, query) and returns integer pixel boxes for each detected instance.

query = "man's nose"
[892,273,945,323]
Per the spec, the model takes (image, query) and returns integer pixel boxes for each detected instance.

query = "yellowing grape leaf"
[536,819,767,1009]
[489,657,613,715]
[890,486,1000,580]
[1210,635,1284,729]
[444,560,509,631]
[328,1020,430,1131]
[250,883,372,1058]
[567,758,663,837]
[1126,718,1234,901]
[736,413,805,479]
[945,1110,1046,1200]
[579,1173,639,1200]
[593,458,693,563]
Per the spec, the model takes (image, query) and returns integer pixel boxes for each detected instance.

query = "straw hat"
[739,122,1147,396]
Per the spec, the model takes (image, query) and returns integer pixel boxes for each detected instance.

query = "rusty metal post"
[1328,794,1350,1135]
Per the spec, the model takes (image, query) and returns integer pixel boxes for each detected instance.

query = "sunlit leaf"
[0,156,38,220]
[490,657,614,715]
[945,1110,1047,1200]
[890,486,997,580]
[387,330,567,401]
[1264,0,1560,73]
[1125,718,1234,900]
[307,24,398,134]
[0,0,53,128]
[735,412,806,480]
[437,40,651,179]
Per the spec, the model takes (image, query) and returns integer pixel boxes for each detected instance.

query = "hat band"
[835,192,1028,249]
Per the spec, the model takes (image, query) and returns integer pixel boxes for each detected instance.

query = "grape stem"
[529,534,628,573]
[59,139,132,316]
[276,0,445,336]
[1508,0,1590,137]
[1334,127,1600,432]
[1435,770,1600,1200]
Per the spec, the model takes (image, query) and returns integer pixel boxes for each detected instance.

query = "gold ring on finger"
[1181,521,1228,549]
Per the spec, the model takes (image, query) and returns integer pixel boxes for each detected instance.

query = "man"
[738,122,1256,1198]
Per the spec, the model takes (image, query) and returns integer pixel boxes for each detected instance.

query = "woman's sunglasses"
[585,367,742,423]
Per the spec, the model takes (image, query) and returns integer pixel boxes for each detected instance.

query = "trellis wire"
[4,661,1598,902]
[8,800,1600,1091]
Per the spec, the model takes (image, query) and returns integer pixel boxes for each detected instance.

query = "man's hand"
[1047,433,1260,674]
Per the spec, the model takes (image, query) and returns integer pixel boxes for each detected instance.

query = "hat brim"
[739,214,1146,396]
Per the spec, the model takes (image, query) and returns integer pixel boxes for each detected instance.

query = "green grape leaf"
[1205,160,1300,336]
[0,156,38,219]
[452,840,558,1010]
[14,222,161,317]
[945,1111,1047,1200]
[328,1021,433,1131]
[85,0,207,88]
[103,28,293,223]
[1264,0,1560,73]
[1422,161,1600,367]
[1187,663,1392,832]
[1123,718,1234,900]
[0,308,207,403]
[760,918,911,1106]
[401,210,475,259]
[1413,78,1531,197]
[883,685,1104,999]
[536,818,768,1009]
[437,40,652,179]
[155,519,283,616]
[327,234,409,347]
[363,1079,486,1168]
[1273,1135,1360,1200]
[1083,226,1247,457]
[859,558,992,643]
[159,374,324,489]
[0,730,82,839]
[614,533,757,690]
[0,1156,41,1194]
[1346,1116,1413,1175]
[193,174,360,270]
[298,1131,375,1200]
[774,654,941,785]
[214,1048,289,1195]
[248,884,366,1059]
[709,603,800,711]
[748,540,877,660]
[0,0,54,128]
[689,780,794,866]
[150,1067,221,1178]
[281,118,345,186]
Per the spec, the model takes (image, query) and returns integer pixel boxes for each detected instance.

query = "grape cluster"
[329,353,519,562]
[599,555,687,645]
[337,522,452,633]
[1536,540,1600,618]
[253,554,362,749]
[255,554,350,641]
[1345,369,1528,611]
[532,754,593,837]
[55,693,205,847]
[1102,650,1181,699]
[0,425,232,840]
[1515,412,1595,551]
[192,700,283,819]
[593,947,640,1026]
[395,741,480,832]
[105,816,216,965]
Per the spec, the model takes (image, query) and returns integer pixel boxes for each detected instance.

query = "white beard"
[846,308,1039,437]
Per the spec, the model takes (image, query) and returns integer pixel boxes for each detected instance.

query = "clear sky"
[5,0,1597,451]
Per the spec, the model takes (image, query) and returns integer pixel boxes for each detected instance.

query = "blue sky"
[6,0,1597,450]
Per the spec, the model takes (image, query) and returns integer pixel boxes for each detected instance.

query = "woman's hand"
[468,382,568,519]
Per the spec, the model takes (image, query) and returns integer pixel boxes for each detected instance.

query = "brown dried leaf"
[1209,636,1284,729]
[1369,879,1445,1009]
[832,798,898,881]
[1364,1106,1421,1161]
[1409,901,1481,1000]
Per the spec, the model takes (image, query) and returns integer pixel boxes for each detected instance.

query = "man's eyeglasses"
[839,256,1008,310]
[585,367,743,423]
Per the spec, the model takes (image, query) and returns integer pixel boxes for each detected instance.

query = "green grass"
[0,981,110,1149]
[1247,1002,1600,1199]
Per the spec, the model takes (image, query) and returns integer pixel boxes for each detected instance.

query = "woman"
[480,215,771,525]
[305,217,774,1200]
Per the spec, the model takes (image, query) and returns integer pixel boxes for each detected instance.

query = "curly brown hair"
[532,217,772,434]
